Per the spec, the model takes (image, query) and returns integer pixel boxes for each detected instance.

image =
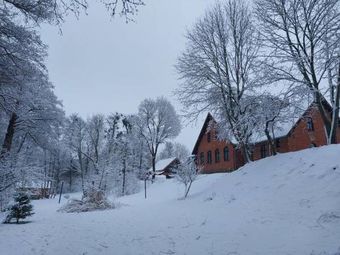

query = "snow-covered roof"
[149,157,178,172]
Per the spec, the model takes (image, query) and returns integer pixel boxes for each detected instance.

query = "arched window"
[215,149,220,163]
[200,152,205,164]
[207,151,212,164]
[224,147,229,161]
[307,117,314,131]
[207,132,211,143]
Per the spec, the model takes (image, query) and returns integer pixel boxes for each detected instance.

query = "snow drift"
[0,145,339,255]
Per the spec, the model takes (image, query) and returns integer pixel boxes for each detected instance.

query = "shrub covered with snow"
[58,187,114,213]
[3,192,34,224]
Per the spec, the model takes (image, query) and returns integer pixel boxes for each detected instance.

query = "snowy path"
[1,145,340,255]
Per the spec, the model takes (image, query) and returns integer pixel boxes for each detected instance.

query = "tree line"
[0,0,192,208]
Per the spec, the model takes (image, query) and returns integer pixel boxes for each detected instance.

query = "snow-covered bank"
[1,145,340,255]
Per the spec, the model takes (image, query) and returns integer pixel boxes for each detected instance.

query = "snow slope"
[1,145,340,255]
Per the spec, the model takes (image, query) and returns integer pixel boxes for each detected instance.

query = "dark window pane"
[207,151,212,164]
[207,132,211,143]
[307,118,314,131]
[224,147,229,161]
[215,149,220,163]
[200,152,205,164]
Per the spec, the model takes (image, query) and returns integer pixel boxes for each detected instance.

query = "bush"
[58,187,114,213]
[3,192,34,224]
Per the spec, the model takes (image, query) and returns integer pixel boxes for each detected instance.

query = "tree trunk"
[240,142,251,163]
[184,181,193,198]
[122,157,126,196]
[69,165,73,193]
[329,63,340,144]
[1,112,18,155]
[265,122,277,156]
[151,154,156,180]
[314,92,333,144]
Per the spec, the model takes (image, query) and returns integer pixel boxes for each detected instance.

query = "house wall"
[195,129,237,174]
[288,108,328,151]
[252,136,289,161]
[194,105,340,173]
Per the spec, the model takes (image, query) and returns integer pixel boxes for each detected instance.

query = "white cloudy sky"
[40,0,213,151]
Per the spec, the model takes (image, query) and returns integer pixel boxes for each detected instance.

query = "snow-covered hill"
[1,145,340,255]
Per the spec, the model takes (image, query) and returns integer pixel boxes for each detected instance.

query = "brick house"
[192,102,340,174]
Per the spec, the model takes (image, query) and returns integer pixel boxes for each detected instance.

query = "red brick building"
[192,102,340,174]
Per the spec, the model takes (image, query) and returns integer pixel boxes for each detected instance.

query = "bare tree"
[158,142,189,162]
[135,97,181,175]
[253,91,305,156]
[255,0,340,144]
[176,156,200,199]
[1,0,144,25]
[176,0,260,162]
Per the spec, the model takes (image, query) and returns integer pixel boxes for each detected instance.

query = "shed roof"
[149,157,178,172]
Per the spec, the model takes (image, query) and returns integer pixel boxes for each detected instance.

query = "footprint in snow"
[317,212,340,225]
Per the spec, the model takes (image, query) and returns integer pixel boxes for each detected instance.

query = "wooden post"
[144,179,147,199]
[58,181,64,204]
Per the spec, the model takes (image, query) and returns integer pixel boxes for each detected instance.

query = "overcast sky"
[40,0,213,151]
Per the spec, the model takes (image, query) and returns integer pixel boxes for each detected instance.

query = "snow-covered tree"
[255,0,340,144]
[176,0,260,162]
[135,97,181,175]
[4,192,34,224]
[158,142,190,162]
[176,156,200,199]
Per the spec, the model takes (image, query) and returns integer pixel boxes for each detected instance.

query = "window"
[307,117,314,131]
[207,151,212,164]
[207,132,211,143]
[260,144,267,158]
[200,152,205,164]
[214,130,218,140]
[223,147,229,161]
[215,149,220,163]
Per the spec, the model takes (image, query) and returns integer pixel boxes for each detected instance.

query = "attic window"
[207,132,211,143]
[307,117,314,131]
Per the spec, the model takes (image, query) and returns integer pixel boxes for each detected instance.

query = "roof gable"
[192,113,214,155]
[149,157,178,172]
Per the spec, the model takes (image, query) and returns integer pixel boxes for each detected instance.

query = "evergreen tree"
[4,192,34,224]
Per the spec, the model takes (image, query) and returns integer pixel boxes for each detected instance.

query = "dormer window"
[307,117,314,131]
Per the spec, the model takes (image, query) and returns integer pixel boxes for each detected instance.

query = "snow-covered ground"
[1,145,340,255]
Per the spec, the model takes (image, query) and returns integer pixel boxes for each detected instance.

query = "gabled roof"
[192,113,235,155]
[286,100,335,138]
[193,99,337,150]
[192,113,214,155]
[148,157,178,172]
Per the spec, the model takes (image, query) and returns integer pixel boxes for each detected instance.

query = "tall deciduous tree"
[255,0,340,144]
[176,0,260,162]
[135,97,181,174]
[158,142,189,162]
